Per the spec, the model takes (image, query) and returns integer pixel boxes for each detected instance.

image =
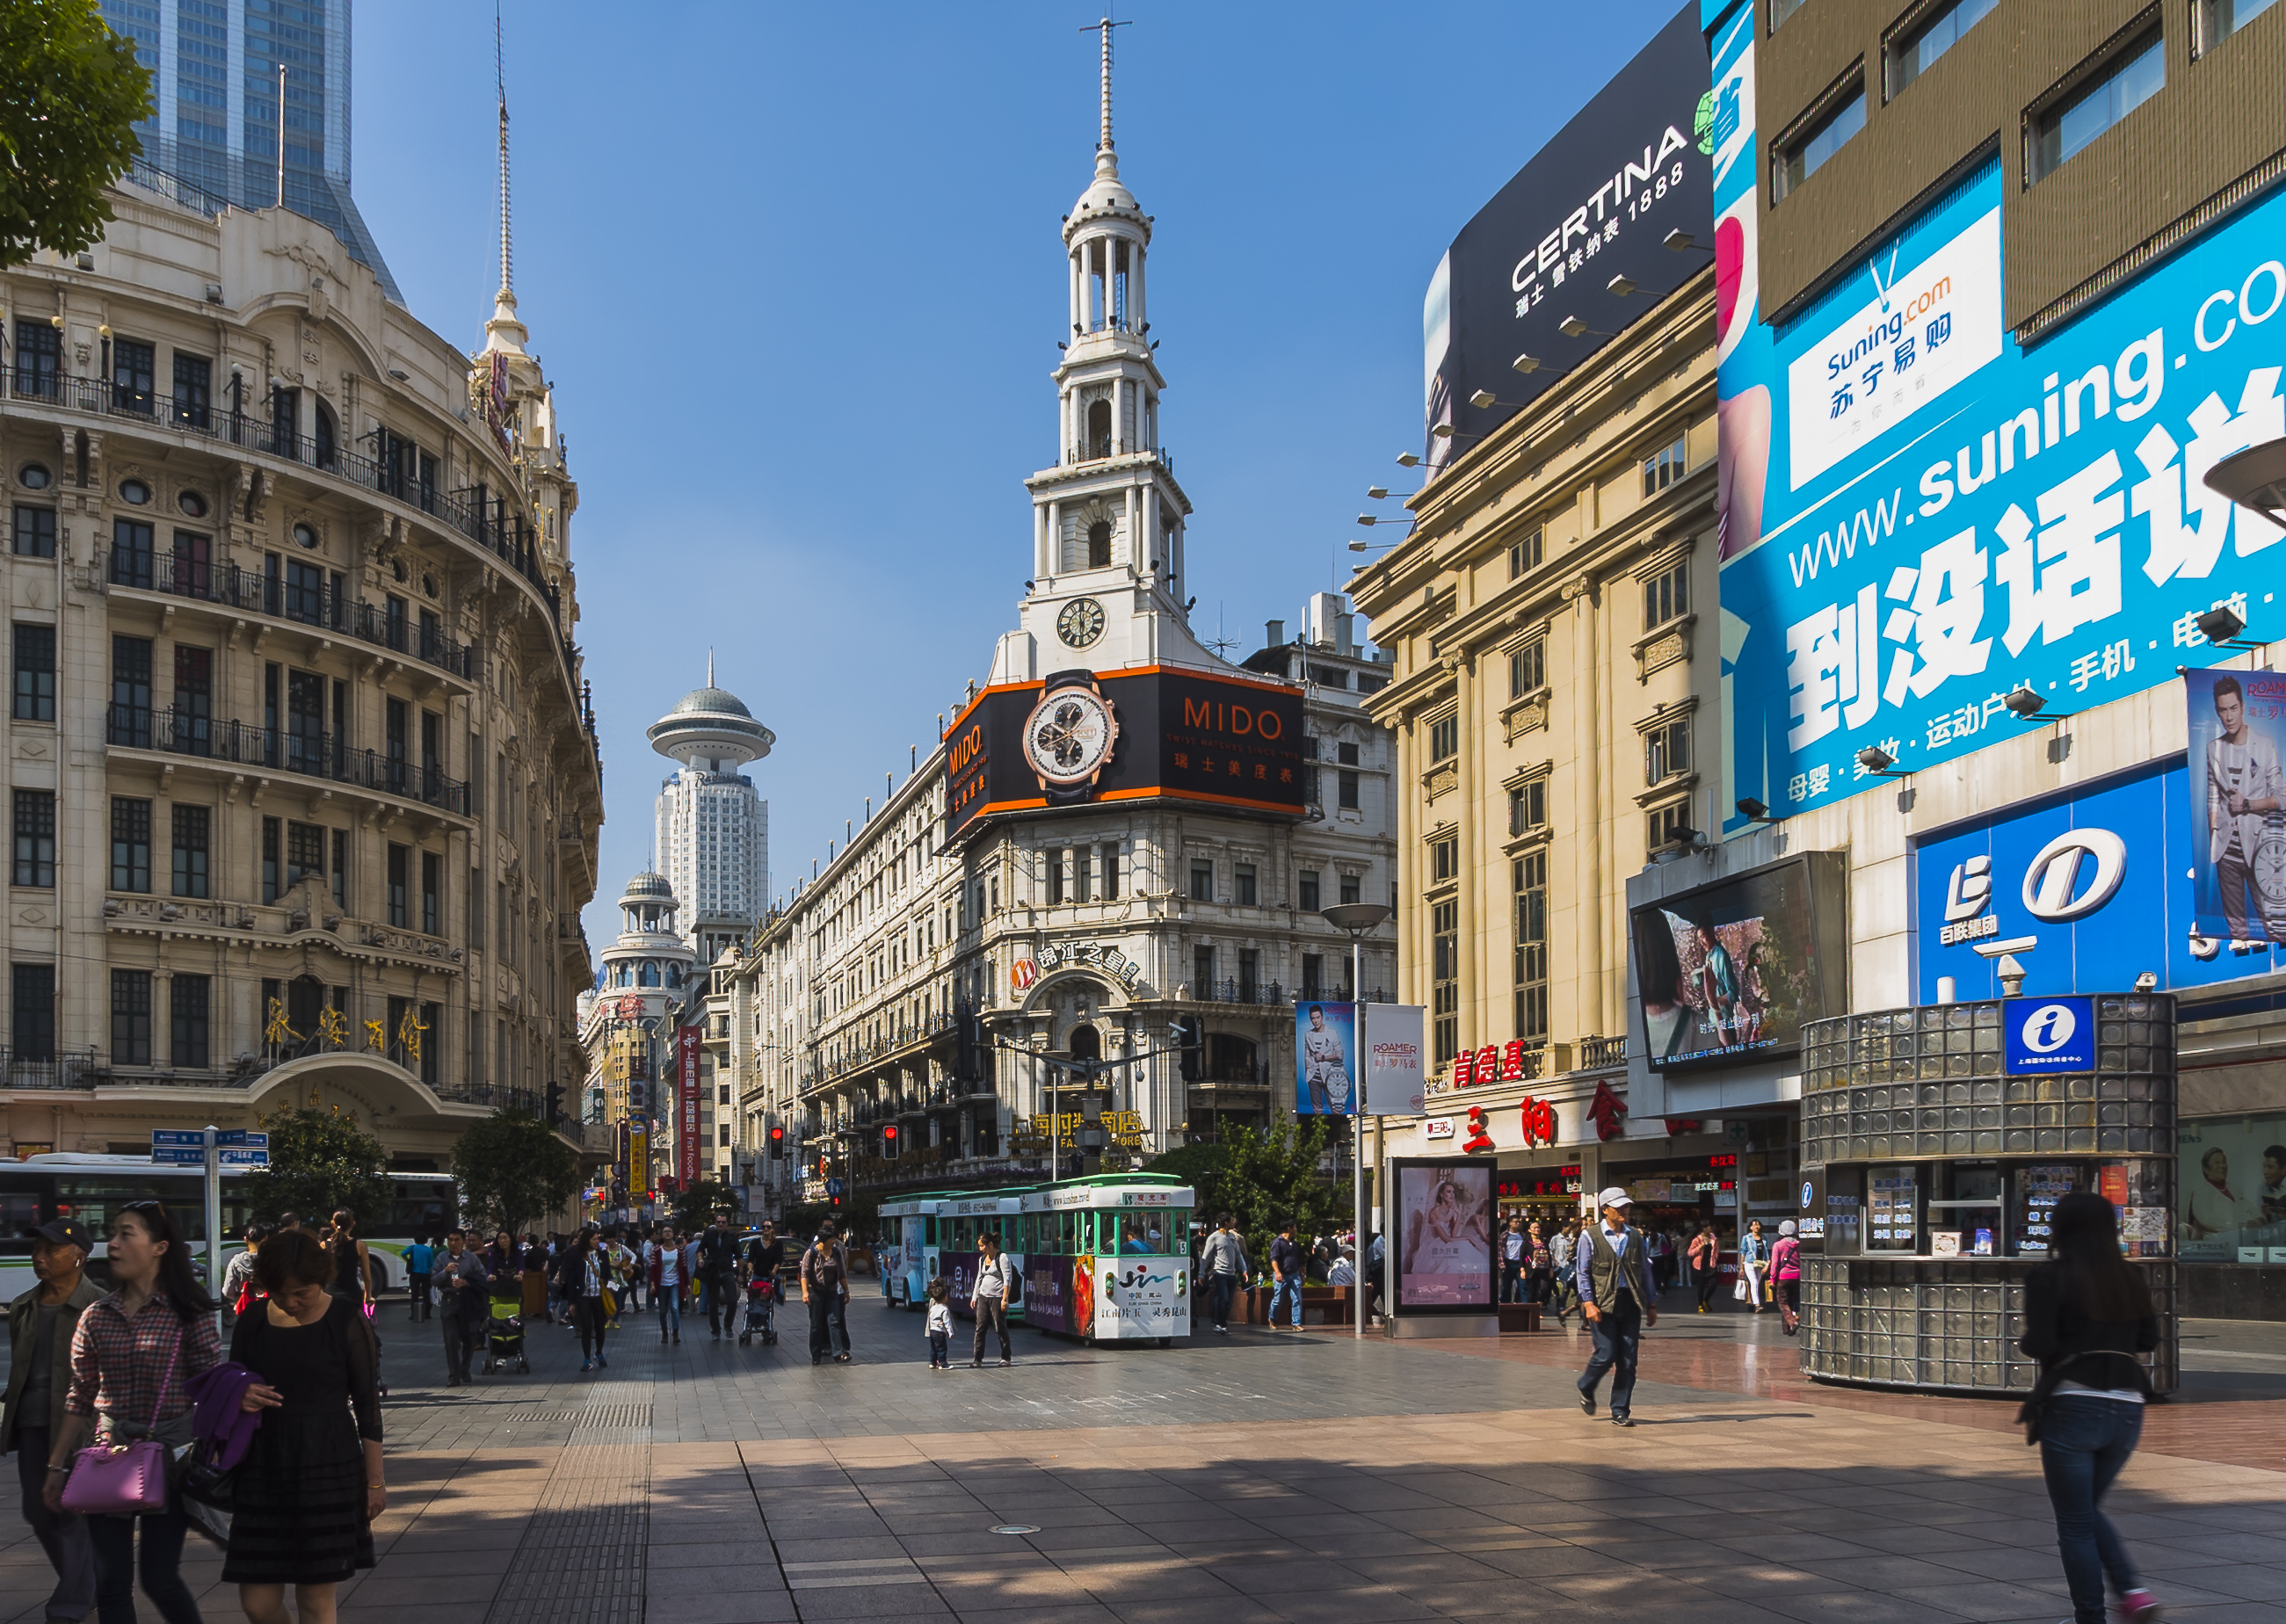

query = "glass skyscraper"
[101,0,401,302]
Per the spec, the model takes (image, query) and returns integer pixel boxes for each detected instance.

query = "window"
[421,1002,442,1086]
[11,964,54,1059]
[111,338,155,416]
[1430,836,1459,884]
[1339,872,1361,905]
[12,323,60,399]
[112,969,152,1065]
[1776,76,1867,199]
[1644,560,1689,628]
[1303,953,1324,1000]
[1298,869,1322,911]
[470,868,484,945]
[172,352,212,431]
[1645,715,1692,786]
[1649,801,1695,852]
[1235,863,1258,906]
[1509,639,1545,700]
[423,852,442,936]
[1642,436,1686,497]
[1509,778,1547,837]
[287,823,326,892]
[109,517,155,590]
[1046,847,1067,905]
[14,624,54,721]
[1189,859,1214,902]
[1507,526,1543,578]
[1888,0,1997,96]
[1428,714,1459,762]
[110,635,153,747]
[388,844,410,927]
[2031,31,2163,181]
[171,975,210,1069]
[1338,741,1361,809]
[497,881,509,956]
[110,798,151,892]
[171,529,210,599]
[284,559,323,625]
[1432,900,1459,1065]
[262,817,280,903]
[1099,843,1120,900]
[1771,0,1809,25]
[11,505,54,558]
[1237,947,1259,1000]
[1193,945,1215,995]
[171,806,209,898]
[12,790,54,887]
[2196,0,2281,54]
[1515,852,1549,1040]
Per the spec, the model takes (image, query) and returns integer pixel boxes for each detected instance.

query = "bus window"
[55,1176,209,1243]
[0,1182,42,1258]
[1116,1213,1165,1254]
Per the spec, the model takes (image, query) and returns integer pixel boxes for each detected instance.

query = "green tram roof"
[877,1173,1196,1219]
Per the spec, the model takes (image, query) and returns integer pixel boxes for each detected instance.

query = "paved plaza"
[2,1298,2281,1624]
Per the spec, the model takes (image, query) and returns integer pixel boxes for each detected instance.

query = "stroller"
[483,1288,529,1374]
[739,1273,779,1346]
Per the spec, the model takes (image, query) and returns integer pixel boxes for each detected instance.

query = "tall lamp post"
[1323,902,1393,1339]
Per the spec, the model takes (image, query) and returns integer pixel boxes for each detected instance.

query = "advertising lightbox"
[1393,1160,1496,1312]
[1630,852,1846,1071]
[1295,1000,1356,1116]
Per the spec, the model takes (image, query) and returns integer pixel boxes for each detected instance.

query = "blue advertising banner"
[2184,665,2286,943]
[1716,149,2286,828]
[2004,997,2095,1074]
[1295,1000,1356,1115]
[1913,761,2283,1000]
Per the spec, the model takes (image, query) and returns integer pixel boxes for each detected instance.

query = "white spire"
[707,648,715,686]
[1085,18,1128,179]
[485,3,527,352]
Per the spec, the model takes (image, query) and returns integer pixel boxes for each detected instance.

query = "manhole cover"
[991,1525,1041,1535]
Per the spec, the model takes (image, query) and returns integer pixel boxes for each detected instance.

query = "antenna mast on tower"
[495,3,513,302]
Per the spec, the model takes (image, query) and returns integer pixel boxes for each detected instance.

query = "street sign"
[217,1149,270,1168]
[152,1130,204,1148]
[825,1178,844,1197]
[215,1130,267,1149]
[152,1147,205,1166]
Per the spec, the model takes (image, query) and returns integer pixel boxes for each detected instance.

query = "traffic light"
[544,1082,564,1127]
[768,1124,784,1159]
[882,1124,898,1157]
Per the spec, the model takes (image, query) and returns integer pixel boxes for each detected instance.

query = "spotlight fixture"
[1606,273,1637,297]
[1431,422,1455,439]
[1735,797,1778,824]
[1558,315,1589,338]
[1366,486,1389,500]
[2196,604,2253,647]
[1856,744,1899,775]
[2003,685,2053,720]
[1513,352,1544,375]
[1663,228,1696,250]
[1469,388,1497,409]
[1396,452,1421,468]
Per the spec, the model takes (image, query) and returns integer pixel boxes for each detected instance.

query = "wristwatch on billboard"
[1022,670,1120,802]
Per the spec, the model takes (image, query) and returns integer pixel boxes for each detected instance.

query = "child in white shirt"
[925,1278,952,1368]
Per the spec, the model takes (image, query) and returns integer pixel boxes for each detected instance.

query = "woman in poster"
[1404,1176,1491,1279]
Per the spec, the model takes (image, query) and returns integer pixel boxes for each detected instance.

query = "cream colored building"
[1352,269,1723,1212]
[0,185,603,1170]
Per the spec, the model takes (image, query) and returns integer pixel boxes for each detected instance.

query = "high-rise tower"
[648,657,773,967]
[990,18,1208,685]
[99,0,402,301]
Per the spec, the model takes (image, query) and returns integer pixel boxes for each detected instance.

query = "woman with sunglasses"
[45,1200,221,1624]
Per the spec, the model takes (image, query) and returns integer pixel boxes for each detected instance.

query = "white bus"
[0,1154,458,1301]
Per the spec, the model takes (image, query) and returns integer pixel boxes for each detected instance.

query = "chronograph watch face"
[1022,673,1120,798]
[1056,597,1107,649]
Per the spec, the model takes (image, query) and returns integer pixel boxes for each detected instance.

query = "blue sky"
[349,1,1687,947]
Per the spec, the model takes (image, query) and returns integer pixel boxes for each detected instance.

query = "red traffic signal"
[882,1125,897,1142]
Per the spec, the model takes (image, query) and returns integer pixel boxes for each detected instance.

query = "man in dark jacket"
[3,1219,101,1620]
[696,1212,742,1340]
[1268,1222,1305,1331]
[801,1222,852,1365]
[436,1229,491,1386]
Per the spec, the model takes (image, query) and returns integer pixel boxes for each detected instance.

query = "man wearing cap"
[3,1219,101,1620]
[1574,1188,1658,1427]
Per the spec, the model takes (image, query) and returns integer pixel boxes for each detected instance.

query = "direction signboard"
[218,1149,270,1168]
[215,1130,267,1149]
[152,1148,205,1166]
[152,1130,204,1148]
[825,1178,844,1198]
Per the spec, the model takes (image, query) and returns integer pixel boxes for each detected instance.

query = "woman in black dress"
[227,1229,382,1623]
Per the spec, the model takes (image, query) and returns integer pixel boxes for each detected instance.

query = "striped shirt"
[66,1292,221,1436]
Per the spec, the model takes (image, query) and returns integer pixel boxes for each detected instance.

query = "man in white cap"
[1574,1186,1658,1426]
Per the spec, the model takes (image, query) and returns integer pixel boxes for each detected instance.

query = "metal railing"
[0,1048,101,1091]
[1063,442,1173,474]
[1193,979,1290,1005]
[107,705,472,815]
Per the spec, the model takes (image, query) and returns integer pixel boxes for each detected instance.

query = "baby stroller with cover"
[483,1287,529,1374]
[738,1273,778,1345]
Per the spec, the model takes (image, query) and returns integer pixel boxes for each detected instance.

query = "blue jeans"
[1271,1274,1304,1328]
[657,1285,682,1338]
[1577,1294,1643,1417]
[1208,1272,1237,1330]
[2040,1394,2144,1623]
[87,1492,199,1624]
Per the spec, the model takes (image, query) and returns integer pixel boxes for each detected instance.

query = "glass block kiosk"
[1796,995,2178,1395]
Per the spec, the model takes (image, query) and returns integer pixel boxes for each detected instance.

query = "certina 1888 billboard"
[1716,151,2286,828]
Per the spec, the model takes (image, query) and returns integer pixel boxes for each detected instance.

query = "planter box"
[1241,1284,1356,1327]
[1497,1302,1543,1333]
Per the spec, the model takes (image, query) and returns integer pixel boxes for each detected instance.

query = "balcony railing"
[0,1048,101,1091]
[1578,1033,1630,1069]
[107,705,471,816]
[1063,441,1173,474]
[5,364,572,671]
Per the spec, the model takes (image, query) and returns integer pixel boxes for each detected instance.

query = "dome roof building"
[650,655,772,965]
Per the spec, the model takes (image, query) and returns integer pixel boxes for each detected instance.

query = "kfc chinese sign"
[1448,1039,1540,1091]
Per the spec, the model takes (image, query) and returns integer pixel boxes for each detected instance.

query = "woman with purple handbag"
[44,1200,220,1624]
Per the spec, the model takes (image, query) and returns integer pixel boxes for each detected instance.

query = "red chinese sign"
[1519,1096,1557,1147]
[1461,1106,1494,1153]
[676,1026,703,1183]
[1586,1079,1628,1142]
[1448,1038,1535,1091]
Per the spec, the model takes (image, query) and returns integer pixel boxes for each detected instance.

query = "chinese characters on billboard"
[676,1026,702,1185]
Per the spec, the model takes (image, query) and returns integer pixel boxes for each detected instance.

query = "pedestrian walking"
[1199,1214,1249,1335]
[325,1211,374,1316]
[649,1227,685,1345]
[223,1229,383,1624]
[1547,1219,1577,1324]
[1574,1188,1658,1427]
[45,1200,221,1624]
[967,1234,1012,1367]
[4,1217,101,1624]
[220,1225,267,1323]
[555,1229,612,1372]
[924,1280,952,1370]
[1526,1222,1555,1307]
[435,1230,489,1387]
[403,1235,434,1323]
[1498,1215,1527,1304]
[1689,1224,1723,1313]
[1738,1219,1769,1312]
[519,1237,549,1324]
[2020,1192,2164,1624]
[802,1222,853,1366]
[1269,1221,1306,1331]
[697,1213,740,1341]
[1771,1221,1804,1334]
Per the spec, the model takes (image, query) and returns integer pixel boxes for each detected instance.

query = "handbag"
[1732,1279,1749,1301]
[61,1331,180,1517]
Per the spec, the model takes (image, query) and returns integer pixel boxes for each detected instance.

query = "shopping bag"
[1732,1280,1748,1301]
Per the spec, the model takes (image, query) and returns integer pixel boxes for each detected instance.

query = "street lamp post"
[1323,902,1394,1339]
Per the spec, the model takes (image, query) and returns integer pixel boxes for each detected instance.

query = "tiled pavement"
[0,1297,2277,1623]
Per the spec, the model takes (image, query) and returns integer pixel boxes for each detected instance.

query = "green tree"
[670,1178,739,1232]
[1,0,153,268]
[236,1106,389,1229]
[451,1109,583,1239]
[1162,1120,1348,1278]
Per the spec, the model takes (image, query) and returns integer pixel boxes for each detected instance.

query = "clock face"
[1023,685,1119,790]
[1056,597,1107,649]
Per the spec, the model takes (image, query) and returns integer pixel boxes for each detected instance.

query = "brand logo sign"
[2004,996,2094,1073]
[1034,939,1143,993]
[1424,1117,1455,1141]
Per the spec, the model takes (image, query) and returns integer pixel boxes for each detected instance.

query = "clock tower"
[989,19,1208,685]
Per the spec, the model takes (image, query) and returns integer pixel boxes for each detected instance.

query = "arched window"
[313,398,338,469]
[1086,398,1113,460]
[1086,518,1112,569]
[638,961,660,987]
[1069,1024,1101,1062]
